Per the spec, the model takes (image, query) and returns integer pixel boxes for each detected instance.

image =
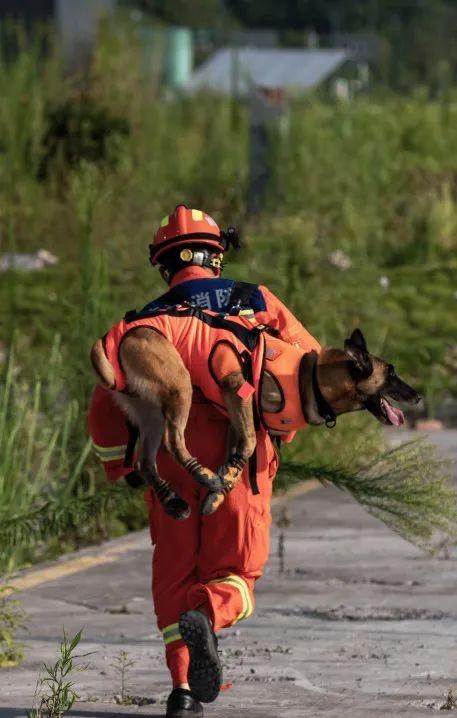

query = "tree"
[132,0,222,28]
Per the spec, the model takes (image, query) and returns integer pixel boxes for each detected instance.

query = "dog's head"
[317,329,421,426]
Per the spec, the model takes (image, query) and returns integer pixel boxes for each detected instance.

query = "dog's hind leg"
[115,393,190,521]
[201,370,257,515]
[137,404,191,521]
[162,395,228,497]
[119,327,223,501]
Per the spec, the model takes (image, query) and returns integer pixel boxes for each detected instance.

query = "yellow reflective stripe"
[92,442,127,462]
[160,214,169,227]
[98,453,125,463]
[93,450,126,462]
[92,442,127,455]
[162,622,182,646]
[208,574,253,623]
[191,209,203,221]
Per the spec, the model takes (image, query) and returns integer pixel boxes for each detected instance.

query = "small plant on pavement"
[275,507,291,574]
[112,649,136,705]
[440,688,457,710]
[0,583,26,668]
[27,628,91,718]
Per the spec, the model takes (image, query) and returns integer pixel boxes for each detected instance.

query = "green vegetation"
[279,440,457,550]
[28,629,89,718]
[0,27,456,570]
[0,583,26,668]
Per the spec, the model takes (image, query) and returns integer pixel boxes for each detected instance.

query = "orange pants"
[150,399,277,687]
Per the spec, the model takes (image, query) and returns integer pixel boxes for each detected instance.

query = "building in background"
[186,47,352,213]
[186,47,350,97]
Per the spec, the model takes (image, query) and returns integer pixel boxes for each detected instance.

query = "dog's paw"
[164,496,191,520]
[193,467,226,492]
[201,492,225,515]
[216,463,242,491]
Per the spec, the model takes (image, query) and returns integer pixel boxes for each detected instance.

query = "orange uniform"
[104,306,319,435]
[88,266,320,687]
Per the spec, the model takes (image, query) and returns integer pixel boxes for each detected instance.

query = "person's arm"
[258,285,321,352]
[88,385,133,482]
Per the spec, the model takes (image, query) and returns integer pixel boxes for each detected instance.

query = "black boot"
[166,688,203,717]
[179,610,222,704]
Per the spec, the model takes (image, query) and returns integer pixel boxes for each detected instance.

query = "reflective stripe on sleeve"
[92,441,127,463]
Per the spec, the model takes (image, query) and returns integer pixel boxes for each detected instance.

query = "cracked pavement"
[0,430,456,717]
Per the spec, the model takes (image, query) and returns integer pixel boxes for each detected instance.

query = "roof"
[187,47,349,95]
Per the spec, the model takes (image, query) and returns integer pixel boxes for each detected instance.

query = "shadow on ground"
[0,711,162,718]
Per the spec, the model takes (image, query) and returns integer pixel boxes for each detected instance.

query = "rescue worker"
[88,205,320,717]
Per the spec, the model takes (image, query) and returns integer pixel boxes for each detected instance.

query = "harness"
[141,280,261,316]
[103,284,321,495]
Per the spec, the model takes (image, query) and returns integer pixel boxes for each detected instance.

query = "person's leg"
[188,437,276,631]
[188,429,276,630]
[149,453,200,689]
[178,429,278,704]
[151,399,232,689]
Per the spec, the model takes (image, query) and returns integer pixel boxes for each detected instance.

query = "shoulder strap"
[229,281,259,310]
[124,286,192,323]
[124,303,265,351]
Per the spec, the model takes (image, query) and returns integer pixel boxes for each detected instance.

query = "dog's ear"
[344,328,373,378]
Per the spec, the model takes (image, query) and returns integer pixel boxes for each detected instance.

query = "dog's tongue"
[382,398,405,427]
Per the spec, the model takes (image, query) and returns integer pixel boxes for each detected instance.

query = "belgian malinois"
[91,326,420,518]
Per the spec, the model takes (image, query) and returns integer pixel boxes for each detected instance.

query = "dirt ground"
[0,430,456,717]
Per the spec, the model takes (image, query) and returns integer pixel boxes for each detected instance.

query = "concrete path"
[0,430,456,717]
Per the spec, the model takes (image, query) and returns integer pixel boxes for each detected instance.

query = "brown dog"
[91,326,420,518]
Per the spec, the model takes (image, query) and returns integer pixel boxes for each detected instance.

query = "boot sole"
[179,610,222,703]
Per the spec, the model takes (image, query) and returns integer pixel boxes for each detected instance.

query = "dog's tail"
[90,338,116,389]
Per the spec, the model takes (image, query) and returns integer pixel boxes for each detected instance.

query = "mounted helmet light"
[149,204,240,274]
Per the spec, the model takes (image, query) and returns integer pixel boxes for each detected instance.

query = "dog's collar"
[311,359,337,429]
[299,351,337,428]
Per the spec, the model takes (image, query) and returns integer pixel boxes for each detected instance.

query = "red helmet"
[149,204,225,266]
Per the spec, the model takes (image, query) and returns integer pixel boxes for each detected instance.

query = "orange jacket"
[103,305,320,435]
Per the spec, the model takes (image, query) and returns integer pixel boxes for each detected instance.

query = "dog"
[91,312,420,519]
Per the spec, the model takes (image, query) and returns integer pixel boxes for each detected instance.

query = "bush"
[38,96,130,180]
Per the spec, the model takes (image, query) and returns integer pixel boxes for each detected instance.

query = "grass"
[0,583,26,668]
[28,629,90,718]
[0,22,456,570]
[278,440,457,551]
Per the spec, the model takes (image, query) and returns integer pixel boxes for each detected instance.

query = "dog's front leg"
[201,371,256,515]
